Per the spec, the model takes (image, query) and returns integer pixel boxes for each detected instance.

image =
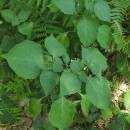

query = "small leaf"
[81,94,92,116]
[45,35,66,58]
[116,56,129,75]
[2,40,43,79]
[18,10,31,23]
[70,60,83,73]
[57,32,69,49]
[48,3,59,12]
[94,0,110,22]
[1,9,20,26]
[125,115,130,124]
[1,35,16,52]
[52,58,64,72]
[124,91,130,109]
[97,25,111,49]
[86,77,111,109]
[82,47,107,77]
[101,109,112,120]
[49,97,75,130]
[18,22,33,37]
[85,0,94,12]
[60,69,81,96]
[40,70,59,96]
[77,71,88,83]
[77,18,98,47]
[53,0,76,14]
[28,98,42,117]
[62,53,70,63]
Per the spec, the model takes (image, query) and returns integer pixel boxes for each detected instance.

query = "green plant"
[0,0,130,129]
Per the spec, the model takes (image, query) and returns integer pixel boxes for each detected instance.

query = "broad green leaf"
[116,56,129,75]
[82,47,107,77]
[60,69,81,96]
[70,60,83,73]
[53,0,76,14]
[52,58,64,72]
[86,77,111,109]
[28,98,42,117]
[0,9,20,26]
[124,91,130,109]
[18,10,31,23]
[45,35,66,58]
[94,0,110,22]
[77,18,98,47]
[81,94,92,116]
[125,115,130,124]
[97,25,111,49]
[40,70,59,95]
[49,97,75,130]
[101,109,112,120]
[2,40,43,79]
[57,32,69,49]
[1,35,16,52]
[18,22,33,37]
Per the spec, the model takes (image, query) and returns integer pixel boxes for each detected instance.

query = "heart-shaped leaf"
[2,40,43,79]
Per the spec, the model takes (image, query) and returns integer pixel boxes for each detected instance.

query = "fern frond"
[33,22,63,43]
[111,0,130,56]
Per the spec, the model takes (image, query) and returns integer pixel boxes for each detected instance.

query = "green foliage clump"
[0,0,130,129]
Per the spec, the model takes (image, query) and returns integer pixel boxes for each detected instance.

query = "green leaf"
[28,98,42,117]
[82,47,107,77]
[86,77,111,109]
[40,70,59,96]
[49,97,75,130]
[60,69,81,96]
[0,0,4,10]
[124,91,130,109]
[62,53,70,63]
[45,123,56,130]
[94,0,110,22]
[125,115,130,124]
[80,94,92,116]
[18,10,30,23]
[45,35,66,58]
[70,60,83,73]
[32,117,44,130]
[57,32,69,49]
[116,56,129,75]
[110,115,127,130]
[77,71,88,83]
[97,25,111,49]
[77,18,98,47]
[101,109,112,120]
[53,0,76,14]
[48,3,59,12]
[1,35,16,52]
[52,58,64,72]
[2,40,43,79]
[1,9,20,26]
[18,22,33,37]
[85,0,94,12]
[88,63,102,78]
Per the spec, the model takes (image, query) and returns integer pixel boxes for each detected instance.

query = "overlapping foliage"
[0,0,130,129]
